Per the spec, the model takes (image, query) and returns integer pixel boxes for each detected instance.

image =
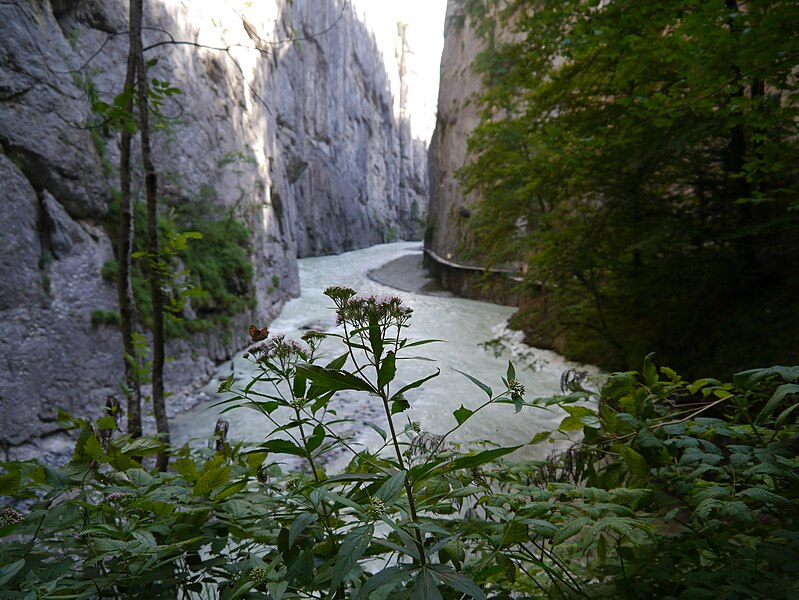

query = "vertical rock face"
[426,0,486,265]
[0,0,426,454]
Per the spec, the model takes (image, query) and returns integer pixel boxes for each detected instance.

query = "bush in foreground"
[1,289,797,598]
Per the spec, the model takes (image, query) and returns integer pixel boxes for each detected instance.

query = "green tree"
[460,0,799,376]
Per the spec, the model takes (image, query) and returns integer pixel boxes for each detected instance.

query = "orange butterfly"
[249,324,269,342]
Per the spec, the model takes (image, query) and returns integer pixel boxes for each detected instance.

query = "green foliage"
[460,0,799,377]
[89,72,182,137]
[2,291,798,598]
[91,308,121,327]
[103,196,254,337]
[179,214,255,321]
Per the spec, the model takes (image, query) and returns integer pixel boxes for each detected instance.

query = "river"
[171,241,592,471]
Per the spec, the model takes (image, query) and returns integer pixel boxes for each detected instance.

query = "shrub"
[1,292,797,598]
[103,197,254,338]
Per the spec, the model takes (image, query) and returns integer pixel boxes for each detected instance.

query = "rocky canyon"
[0,0,428,456]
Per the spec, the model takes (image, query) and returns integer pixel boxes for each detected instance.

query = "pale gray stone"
[0,0,427,453]
[427,0,486,265]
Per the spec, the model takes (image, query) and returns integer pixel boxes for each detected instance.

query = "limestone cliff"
[0,0,426,455]
[426,0,486,266]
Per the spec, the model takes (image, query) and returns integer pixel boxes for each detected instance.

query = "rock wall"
[426,0,486,266]
[0,0,426,456]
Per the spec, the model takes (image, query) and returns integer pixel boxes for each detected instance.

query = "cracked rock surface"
[0,0,427,456]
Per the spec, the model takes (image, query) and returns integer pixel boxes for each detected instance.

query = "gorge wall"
[0,0,427,457]
[426,0,517,303]
[427,0,486,267]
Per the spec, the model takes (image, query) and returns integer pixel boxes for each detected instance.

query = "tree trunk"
[119,0,142,439]
[133,0,170,471]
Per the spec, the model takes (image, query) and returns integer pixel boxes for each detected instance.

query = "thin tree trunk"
[724,0,751,206]
[119,0,142,439]
[133,0,170,471]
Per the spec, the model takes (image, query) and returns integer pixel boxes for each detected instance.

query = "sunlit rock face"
[0,0,426,454]
[426,0,487,265]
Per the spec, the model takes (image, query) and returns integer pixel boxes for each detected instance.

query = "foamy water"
[171,242,596,471]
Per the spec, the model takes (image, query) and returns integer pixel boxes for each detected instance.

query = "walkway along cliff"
[425,0,520,307]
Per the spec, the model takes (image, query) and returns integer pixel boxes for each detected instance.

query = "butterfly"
[249,324,269,342]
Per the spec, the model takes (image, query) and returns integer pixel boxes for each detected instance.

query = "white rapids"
[171,241,596,472]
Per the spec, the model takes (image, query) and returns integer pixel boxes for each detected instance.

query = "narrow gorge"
[0,0,427,456]
[2,1,798,597]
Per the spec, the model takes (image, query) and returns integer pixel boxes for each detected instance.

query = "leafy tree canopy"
[459,0,799,376]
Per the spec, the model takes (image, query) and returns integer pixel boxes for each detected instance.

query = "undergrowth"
[1,289,797,598]
[102,197,254,338]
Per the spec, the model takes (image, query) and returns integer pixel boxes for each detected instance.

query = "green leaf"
[642,353,658,386]
[292,372,307,399]
[529,430,552,444]
[524,519,558,538]
[56,408,81,431]
[289,512,317,548]
[0,559,25,586]
[615,446,650,483]
[305,424,326,453]
[120,436,164,456]
[321,491,364,512]
[561,405,600,428]
[173,456,198,480]
[82,434,104,460]
[230,581,255,600]
[721,500,754,526]
[44,465,72,490]
[402,338,444,348]
[265,581,288,600]
[194,466,231,497]
[553,517,592,545]
[693,497,723,521]
[296,364,373,392]
[596,534,608,561]
[660,366,681,382]
[453,405,474,425]
[420,446,522,481]
[757,383,799,423]
[363,421,387,441]
[127,468,154,489]
[355,565,416,600]
[411,570,443,600]
[391,396,411,414]
[734,366,799,388]
[0,470,21,495]
[635,428,663,449]
[453,369,492,398]
[375,471,406,503]
[775,402,799,430]
[558,416,586,431]
[378,351,397,388]
[368,311,383,361]
[331,525,374,591]
[258,439,308,457]
[595,516,649,545]
[326,352,349,370]
[216,373,234,394]
[431,565,487,600]
[738,487,790,507]
[96,416,117,429]
[213,479,247,501]
[506,361,516,383]
[389,369,441,403]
